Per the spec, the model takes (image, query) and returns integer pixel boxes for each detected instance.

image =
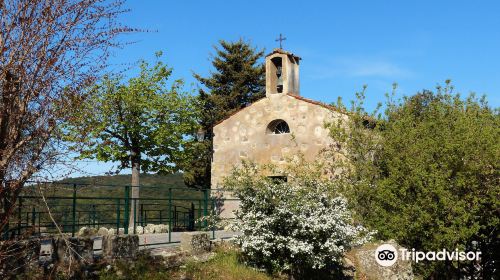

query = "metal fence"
[2,182,231,245]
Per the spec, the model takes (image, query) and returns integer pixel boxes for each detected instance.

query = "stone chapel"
[211,48,348,216]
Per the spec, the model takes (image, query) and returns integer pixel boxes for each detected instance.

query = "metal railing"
[2,182,235,246]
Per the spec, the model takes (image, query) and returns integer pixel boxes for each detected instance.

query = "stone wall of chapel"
[211,94,346,189]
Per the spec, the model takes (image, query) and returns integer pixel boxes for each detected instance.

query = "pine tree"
[181,39,265,188]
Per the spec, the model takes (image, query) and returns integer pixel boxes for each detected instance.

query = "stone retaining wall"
[0,235,139,278]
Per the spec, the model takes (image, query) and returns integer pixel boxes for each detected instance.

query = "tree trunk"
[129,150,140,229]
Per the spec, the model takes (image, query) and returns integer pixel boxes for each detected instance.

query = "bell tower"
[265,48,301,97]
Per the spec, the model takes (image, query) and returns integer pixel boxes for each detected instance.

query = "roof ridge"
[212,94,348,128]
[286,93,345,114]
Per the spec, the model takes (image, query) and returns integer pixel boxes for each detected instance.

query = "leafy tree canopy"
[63,52,199,175]
[328,82,499,278]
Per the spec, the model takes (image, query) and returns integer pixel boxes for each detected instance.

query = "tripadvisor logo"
[375,244,398,267]
[375,244,482,267]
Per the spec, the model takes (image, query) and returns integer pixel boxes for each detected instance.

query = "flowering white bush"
[224,161,371,275]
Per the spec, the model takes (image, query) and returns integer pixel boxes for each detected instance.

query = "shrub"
[224,162,371,278]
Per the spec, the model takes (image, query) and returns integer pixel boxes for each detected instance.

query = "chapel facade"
[211,48,347,216]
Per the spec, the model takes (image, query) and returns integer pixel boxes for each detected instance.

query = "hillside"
[18,173,209,234]
[57,173,187,188]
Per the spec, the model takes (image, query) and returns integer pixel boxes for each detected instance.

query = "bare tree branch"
[0,0,133,236]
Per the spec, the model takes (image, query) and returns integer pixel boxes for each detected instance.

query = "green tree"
[328,83,499,278]
[181,39,265,188]
[64,53,198,226]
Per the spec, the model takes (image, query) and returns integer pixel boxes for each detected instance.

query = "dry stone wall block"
[54,237,94,264]
[102,235,139,260]
[180,232,210,254]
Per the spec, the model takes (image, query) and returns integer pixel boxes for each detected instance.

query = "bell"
[276,66,283,93]
[276,65,282,77]
[277,75,283,86]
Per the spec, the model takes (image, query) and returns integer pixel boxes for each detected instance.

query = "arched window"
[266,119,290,134]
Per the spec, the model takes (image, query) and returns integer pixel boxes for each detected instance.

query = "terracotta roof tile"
[286,94,346,114]
[265,48,301,60]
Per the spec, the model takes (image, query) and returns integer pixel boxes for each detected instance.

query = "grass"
[97,246,278,280]
[183,248,277,280]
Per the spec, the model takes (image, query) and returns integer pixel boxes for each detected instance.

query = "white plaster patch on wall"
[316,111,325,121]
[314,126,323,137]
[298,125,306,134]
[239,127,247,135]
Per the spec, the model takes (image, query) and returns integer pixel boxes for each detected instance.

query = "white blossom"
[229,177,372,271]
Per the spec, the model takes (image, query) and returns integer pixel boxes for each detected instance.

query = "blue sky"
[64,0,500,178]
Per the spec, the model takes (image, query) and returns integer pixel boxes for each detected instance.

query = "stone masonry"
[211,49,348,217]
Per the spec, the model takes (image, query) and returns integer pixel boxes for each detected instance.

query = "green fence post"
[140,203,143,227]
[212,198,215,239]
[71,184,77,237]
[92,204,96,228]
[173,205,177,228]
[116,198,120,232]
[31,207,35,226]
[124,186,130,234]
[3,182,10,239]
[17,197,22,237]
[168,188,172,243]
[198,200,201,230]
[190,202,195,231]
[64,210,69,232]
[203,189,208,229]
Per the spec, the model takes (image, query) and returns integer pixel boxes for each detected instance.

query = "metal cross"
[275,33,287,49]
